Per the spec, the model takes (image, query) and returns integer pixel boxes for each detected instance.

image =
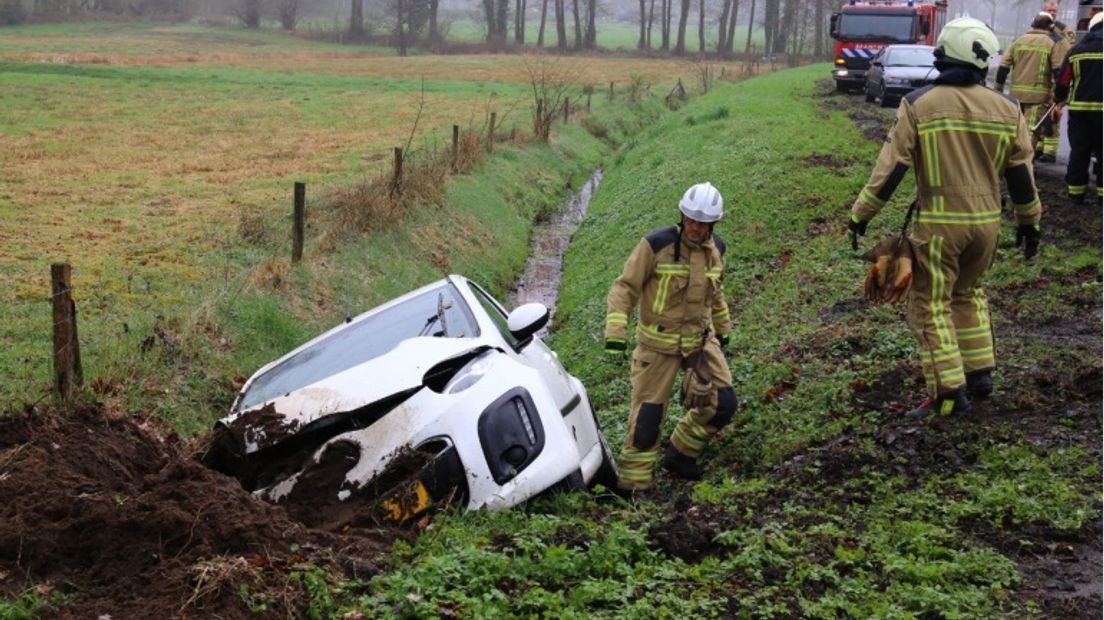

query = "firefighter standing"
[1044,1,1077,45]
[1055,12,1103,203]
[604,182,737,491]
[996,12,1071,162]
[849,18,1043,418]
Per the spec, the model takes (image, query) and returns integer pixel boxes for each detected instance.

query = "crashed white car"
[205,275,616,524]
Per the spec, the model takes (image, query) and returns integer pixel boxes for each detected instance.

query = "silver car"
[864,44,937,107]
[204,275,616,524]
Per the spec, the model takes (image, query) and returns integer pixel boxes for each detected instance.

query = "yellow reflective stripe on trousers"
[606,311,628,326]
[916,210,1001,225]
[971,287,990,331]
[960,345,994,362]
[928,236,954,348]
[672,419,710,453]
[927,346,961,363]
[956,324,990,340]
[1012,197,1041,217]
[713,306,730,323]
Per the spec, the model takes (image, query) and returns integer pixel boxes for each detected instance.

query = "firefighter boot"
[906,389,971,420]
[661,444,704,481]
[966,369,993,399]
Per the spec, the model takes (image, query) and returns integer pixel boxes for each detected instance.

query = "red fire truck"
[829,0,949,92]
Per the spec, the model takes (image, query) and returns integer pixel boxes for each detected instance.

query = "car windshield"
[237,283,478,410]
[839,13,915,42]
[886,48,934,66]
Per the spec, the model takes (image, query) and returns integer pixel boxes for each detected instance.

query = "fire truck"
[829,0,949,92]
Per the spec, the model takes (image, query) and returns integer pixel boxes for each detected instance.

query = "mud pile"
[0,404,393,619]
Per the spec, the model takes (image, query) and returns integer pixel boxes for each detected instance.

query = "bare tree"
[661,0,671,50]
[725,0,740,55]
[638,0,647,49]
[571,0,582,49]
[697,0,705,53]
[538,0,548,46]
[278,0,298,30]
[350,0,364,39]
[514,0,526,43]
[396,0,407,55]
[585,0,596,48]
[239,0,261,28]
[555,0,567,49]
[674,0,691,54]
[524,56,576,141]
[429,0,440,48]
[647,0,656,48]
[718,0,732,52]
[744,0,756,55]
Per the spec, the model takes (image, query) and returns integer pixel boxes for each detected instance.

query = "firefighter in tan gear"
[604,182,737,491]
[995,12,1071,162]
[849,18,1043,418]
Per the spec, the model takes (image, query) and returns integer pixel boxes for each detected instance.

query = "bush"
[0,0,26,25]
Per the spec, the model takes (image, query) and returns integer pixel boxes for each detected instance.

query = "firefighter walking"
[1055,12,1103,203]
[996,12,1071,162]
[604,182,737,491]
[849,18,1043,418]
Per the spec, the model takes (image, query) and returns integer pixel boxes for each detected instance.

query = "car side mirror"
[872,60,883,67]
[829,13,840,39]
[507,303,549,349]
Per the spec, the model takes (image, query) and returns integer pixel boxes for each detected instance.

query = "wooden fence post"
[451,124,459,172]
[562,97,569,123]
[292,181,305,263]
[586,91,591,112]
[392,147,404,195]
[488,111,496,154]
[51,262,81,402]
[608,81,614,100]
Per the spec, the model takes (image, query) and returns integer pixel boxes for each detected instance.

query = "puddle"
[508,170,603,337]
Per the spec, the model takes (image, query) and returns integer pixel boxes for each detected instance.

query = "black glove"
[848,214,868,250]
[604,339,627,359]
[717,333,730,348]
[1015,224,1041,260]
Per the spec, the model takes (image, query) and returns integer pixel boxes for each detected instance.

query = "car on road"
[864,44,937,107]
[205,275,616,524]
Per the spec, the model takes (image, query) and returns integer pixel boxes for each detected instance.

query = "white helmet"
[936,17,1000,70]
[1091,11,1103,31]
[678,182,724,223]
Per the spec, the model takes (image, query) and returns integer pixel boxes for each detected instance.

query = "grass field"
[0,21,748,416]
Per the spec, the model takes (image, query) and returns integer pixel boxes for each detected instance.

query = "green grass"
[339,65,1101,618]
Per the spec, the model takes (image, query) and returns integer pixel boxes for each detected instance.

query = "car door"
[868,48,885,94]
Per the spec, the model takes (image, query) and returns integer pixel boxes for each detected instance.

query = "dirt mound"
[0,404,394,618]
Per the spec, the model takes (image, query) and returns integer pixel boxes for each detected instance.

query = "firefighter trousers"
[907,223,1000,397]
[1022,102,1058,156]
[1066,110,1102,198]
[617,341,735,490]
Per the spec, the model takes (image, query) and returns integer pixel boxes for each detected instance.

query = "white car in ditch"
[205,275,616,525]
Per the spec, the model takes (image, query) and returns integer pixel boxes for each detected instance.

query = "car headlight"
[478,388,546,484]
[834,69,849,77]
[884,76,909,86]
[444,351,495,394]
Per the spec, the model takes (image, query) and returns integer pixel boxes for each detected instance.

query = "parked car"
[864,44,937,107]
[204,275,616,524]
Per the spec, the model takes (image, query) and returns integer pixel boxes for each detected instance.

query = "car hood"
[884,66,937,81]
[221,337,492,454]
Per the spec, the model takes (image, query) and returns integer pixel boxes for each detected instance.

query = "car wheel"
[591,437,619,491]
[878,82,892,107]
[864,85,876,103]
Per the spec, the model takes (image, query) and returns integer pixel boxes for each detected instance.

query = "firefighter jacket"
[1055,26,1102,112]
[605,226,732,355]
[852,77,1041,230]
[1055,21,1076,46]
[997,28,1070,104]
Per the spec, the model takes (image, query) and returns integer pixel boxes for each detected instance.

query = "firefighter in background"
[604,182,737,491]
[996,12,1071,162]
[1044,0,1076,45]
[849,18,1042,418]
[1055,12,1103,203]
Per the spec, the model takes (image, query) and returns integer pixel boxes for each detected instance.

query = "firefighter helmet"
[678,182,723,223]
[935,18,1000,70]
[1091,11,1103,30]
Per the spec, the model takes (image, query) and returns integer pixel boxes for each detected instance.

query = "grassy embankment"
[0,22,699,431]
[338,65,1100,618]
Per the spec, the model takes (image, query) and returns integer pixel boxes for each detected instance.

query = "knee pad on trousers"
[710,387,737,429]
[632,403,664,449]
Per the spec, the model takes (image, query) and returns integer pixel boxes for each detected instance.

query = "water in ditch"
[508,170,603,338]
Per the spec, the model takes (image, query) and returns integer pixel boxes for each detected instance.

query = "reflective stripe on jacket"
[1056,27,1103,112]
[999,29,1068,104]
[605,226,731,355]
[852,82,1041,229]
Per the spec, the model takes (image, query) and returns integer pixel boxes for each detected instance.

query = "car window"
[838,13,915,42]
[467,281,519,348]
[238,283,479,410]
[886,48,934,67]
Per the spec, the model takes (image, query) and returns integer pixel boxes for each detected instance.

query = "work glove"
[604,339,627,359]
[1015,224,1041,260]
[848,214,868,250]
[717,333,730,348]
[681,369,715,410]
[861,235,914,305]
